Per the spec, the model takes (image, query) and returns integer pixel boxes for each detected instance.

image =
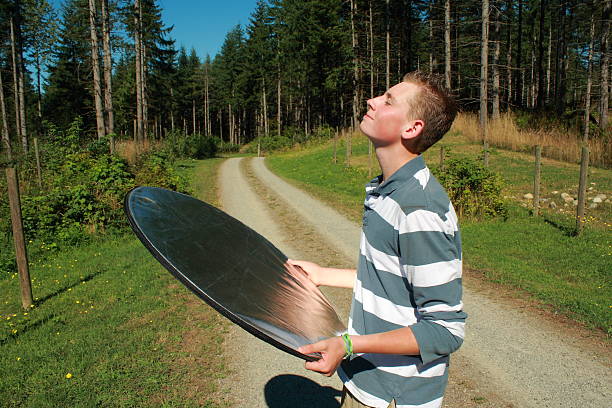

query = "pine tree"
[44,0,93,131]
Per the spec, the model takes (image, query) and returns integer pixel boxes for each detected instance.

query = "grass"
[0,156,229,407]
[266,133,611,335]
[452,112,611,168]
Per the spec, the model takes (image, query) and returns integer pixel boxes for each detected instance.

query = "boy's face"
[359,81,419,147]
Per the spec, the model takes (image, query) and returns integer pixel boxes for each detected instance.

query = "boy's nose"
[367,97,376,111]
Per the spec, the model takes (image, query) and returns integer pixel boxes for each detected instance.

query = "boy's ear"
[401,119,424,141]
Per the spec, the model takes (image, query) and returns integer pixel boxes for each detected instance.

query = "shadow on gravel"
[264,374,341,407]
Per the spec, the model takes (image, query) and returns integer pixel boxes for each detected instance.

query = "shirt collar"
[366,155,426,196]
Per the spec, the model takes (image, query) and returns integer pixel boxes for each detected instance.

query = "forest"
[0,0,609,161]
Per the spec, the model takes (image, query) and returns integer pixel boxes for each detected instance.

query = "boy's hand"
[298,336,346,377]
[287,259,323,286]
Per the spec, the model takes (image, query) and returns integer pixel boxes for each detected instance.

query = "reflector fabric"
[125,186,346,361]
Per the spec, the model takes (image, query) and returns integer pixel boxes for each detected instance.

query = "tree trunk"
[101,0,114,135]
[529,13,536,108]
[369,0,374,97]
[386,0,390,89]
[369,0,374,176]
[170,87,175,132]
[557,0,571,116]
[134,0,143,141]
[277,66,282,138]
[204,63,210,136]
[405,3,413,72]
[492,5,500,119]
[445,0,452,88]
[192,99,196,134]
[13,12,27,152]
[262,78,268,137]
[576,13,596,235]
[600,0,610,130]
[35,53,42,122]
[0,70,12,160]
[429,1,435,74]
[480,0,490,165]
[506,0,513,108]
[515,0,523,106]
[140,3,148,141]
[228,104,233,144]
[583,14,595,143]
[9,18,22,151]
[546,23,552,104]
[350,0,359,132]
[536,0,546,109]
[89,0,105,139]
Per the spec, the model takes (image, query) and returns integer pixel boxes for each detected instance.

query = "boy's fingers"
[297,342,319,355]
[304,360,324,371]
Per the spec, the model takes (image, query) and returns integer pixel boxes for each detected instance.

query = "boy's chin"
[358,123,371,137]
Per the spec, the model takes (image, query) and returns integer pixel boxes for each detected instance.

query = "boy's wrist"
[341,333,354,358]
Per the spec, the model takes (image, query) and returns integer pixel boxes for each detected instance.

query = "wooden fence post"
[333,131,338,164]
[33,138,42,188]
[533,145,542,216]
[576,145,590,235]
[345,130,352,167]
[368,140,373,178]
[5,167,33,309]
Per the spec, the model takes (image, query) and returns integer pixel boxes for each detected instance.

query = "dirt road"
[217,157,610,408]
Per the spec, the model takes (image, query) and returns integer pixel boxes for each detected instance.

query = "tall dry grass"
[114,139,160,165]
[451,112,611,168]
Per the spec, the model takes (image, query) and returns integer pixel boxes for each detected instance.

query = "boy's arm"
[287,259,356,289]
[298,327,420,377]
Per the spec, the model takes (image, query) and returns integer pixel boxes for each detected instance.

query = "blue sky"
[157,0,258,58]
[50,0,259,59]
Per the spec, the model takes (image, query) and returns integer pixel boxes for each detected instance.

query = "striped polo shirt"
[337,155,467,408]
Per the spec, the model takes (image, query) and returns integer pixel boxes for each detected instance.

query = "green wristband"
[341,333,353,358]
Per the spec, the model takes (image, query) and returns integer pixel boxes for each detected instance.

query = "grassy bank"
[266,133,611,335]
[0,157,229,407]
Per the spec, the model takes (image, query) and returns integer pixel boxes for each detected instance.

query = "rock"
[552,190,559,195]
[588,187,594,191]
[524,193,534,200]
[594,194,607,201]
[550,201,557,209]
[589,203,598,209]
[564,203,569,207]
[573,200,578,206]
[593,197,603,203]
[560,193,574,203]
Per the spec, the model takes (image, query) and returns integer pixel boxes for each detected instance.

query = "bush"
[0,118,190,277]
[133,150,189,193]
[433,157,507,219]
[218,140,240,153]
[165,131,218,159]
[16,152,136,243]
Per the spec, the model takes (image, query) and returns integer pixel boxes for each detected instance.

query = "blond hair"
[402,71,457,153]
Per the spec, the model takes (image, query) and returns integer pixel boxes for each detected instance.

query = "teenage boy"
[289,71,466,408]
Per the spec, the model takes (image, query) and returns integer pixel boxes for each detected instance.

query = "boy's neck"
[376,144,419,182]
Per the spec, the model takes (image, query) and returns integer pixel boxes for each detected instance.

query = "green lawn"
[267,134,611,335]
[0,157,229,407]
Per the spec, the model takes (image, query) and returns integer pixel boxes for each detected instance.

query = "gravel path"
[218,157,611,408]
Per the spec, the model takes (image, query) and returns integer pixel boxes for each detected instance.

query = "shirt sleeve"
[398,209,467,366]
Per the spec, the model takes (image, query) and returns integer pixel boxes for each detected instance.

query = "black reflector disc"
[125,186,346,361]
